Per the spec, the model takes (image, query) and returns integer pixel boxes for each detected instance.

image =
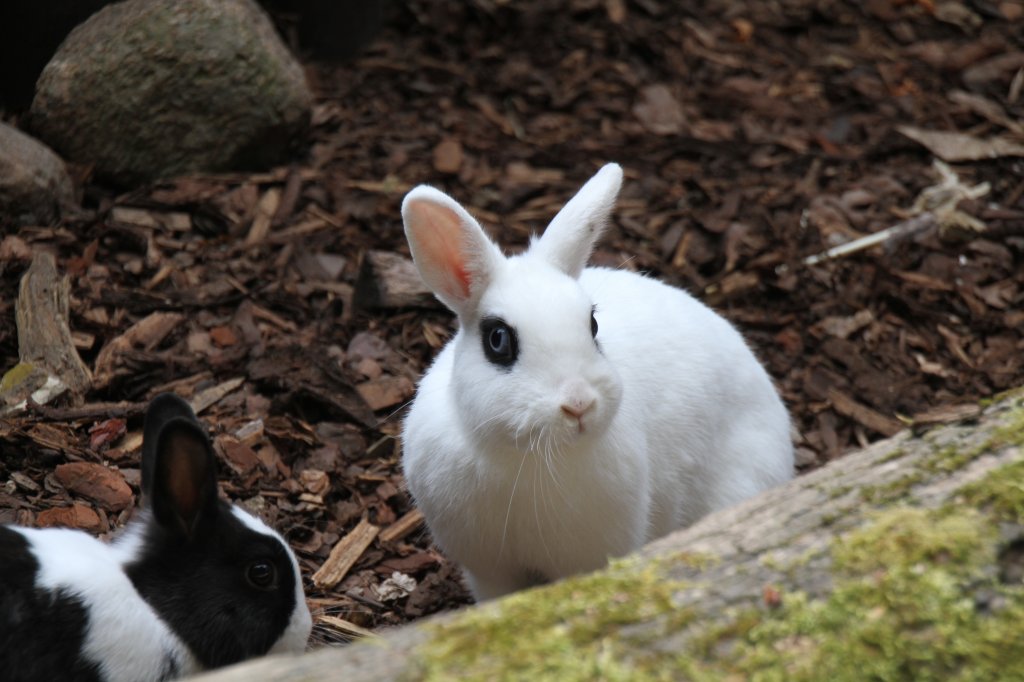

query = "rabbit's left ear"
[402,185,505,317]
[533,163,622,278]
[149,418,219,539]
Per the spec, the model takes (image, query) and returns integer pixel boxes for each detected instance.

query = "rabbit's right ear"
[142,393,199,498]
[148,418,220,539]
[533,163,622,278]
[402,186,504,317]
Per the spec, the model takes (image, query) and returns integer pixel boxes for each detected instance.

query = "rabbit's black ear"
[142,393,201,497]
[150,418,219,539]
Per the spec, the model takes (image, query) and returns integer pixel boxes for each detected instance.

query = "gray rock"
[0,122,75,226]
[29,0,313,185]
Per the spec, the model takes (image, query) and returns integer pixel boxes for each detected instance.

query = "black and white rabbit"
[0,393,312,682]
[400,163,794,600]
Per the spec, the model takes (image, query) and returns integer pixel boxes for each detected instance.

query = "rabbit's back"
[0,525,196,682]
[580,266,793,534]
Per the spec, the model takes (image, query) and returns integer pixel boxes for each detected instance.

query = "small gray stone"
[0,122,75,226]
[29,0,313,185]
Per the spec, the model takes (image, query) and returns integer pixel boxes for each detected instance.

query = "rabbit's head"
[403,164,626,454]
[125,394,312,668]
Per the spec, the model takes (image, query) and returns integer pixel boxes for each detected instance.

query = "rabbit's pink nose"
[560,399,594,420]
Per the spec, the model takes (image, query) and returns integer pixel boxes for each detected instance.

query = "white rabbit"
[400,163,794,601]
[0,393,312,682]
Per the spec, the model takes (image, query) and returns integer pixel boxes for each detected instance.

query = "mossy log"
[195,390,1024,681]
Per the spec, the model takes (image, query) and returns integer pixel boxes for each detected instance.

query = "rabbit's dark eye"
[246,560,277,589]
[480,317,518,368]
[590,312,598,338]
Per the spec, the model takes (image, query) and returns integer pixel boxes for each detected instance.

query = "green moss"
[876,447,908,464]
[925,444,980,474]
[689,507,1023,681]
[668,550,719,571]
[859,471,925,505]
[413,557,696,681]
[0,362,36,392]
[992,408,1024,449]
[960,459,1024,524]
[820,510,841,526]
[831,507,989,572]
[826,484,853,500]
[687,607,762,661]
[919,404,1024,477]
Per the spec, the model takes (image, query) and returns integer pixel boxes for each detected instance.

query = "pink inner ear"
[413,201,472,300]
[159,430,208,533]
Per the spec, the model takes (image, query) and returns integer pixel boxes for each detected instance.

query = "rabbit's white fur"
[16,525,199,682]
[402,163,793,600]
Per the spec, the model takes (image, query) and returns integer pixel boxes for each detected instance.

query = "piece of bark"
[93,311,184,389]
[355,375,415,411]
[316,615,379,641]
[311,518,380,589]
[246,187,282,245]
[379,509,425,544]
[911,402,983,428]
[190,377,245,414]
[216,435,261,477]
[36,503,103,533]
[22,399,147,422]
[827,387,903,437]
[353,250,440,310]
[54,462,133,512]
[5,252,92,407]
[191,389,1024,682]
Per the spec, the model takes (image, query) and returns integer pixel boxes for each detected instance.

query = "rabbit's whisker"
[499,448,530,561]
[532,453,556,569]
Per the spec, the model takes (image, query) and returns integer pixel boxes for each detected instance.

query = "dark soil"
[2,0,1024,645]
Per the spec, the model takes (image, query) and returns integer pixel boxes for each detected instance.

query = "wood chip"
[633,84,686,135]
[235,419,265,447]
[827,388,903,437]
[54,462,133,512]
[216,435,260,477]
[71,331,96,351]
[379,508,425,543]
[93,311,184,388]
[299,469,331,496]
[246,187,282,245]
[433,138,464,174]
[110,207,191,232]
[10,472,39,492]
[911,403,983,428]
[316,614,380,640]
[355,375,415,411]
[36,503,103,533]
[209,325,239,347]
[377,551,439,574]
[312,517,380,589]
[190,377,245,414]
[88,418,127,450]
[898,125,1024,161]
